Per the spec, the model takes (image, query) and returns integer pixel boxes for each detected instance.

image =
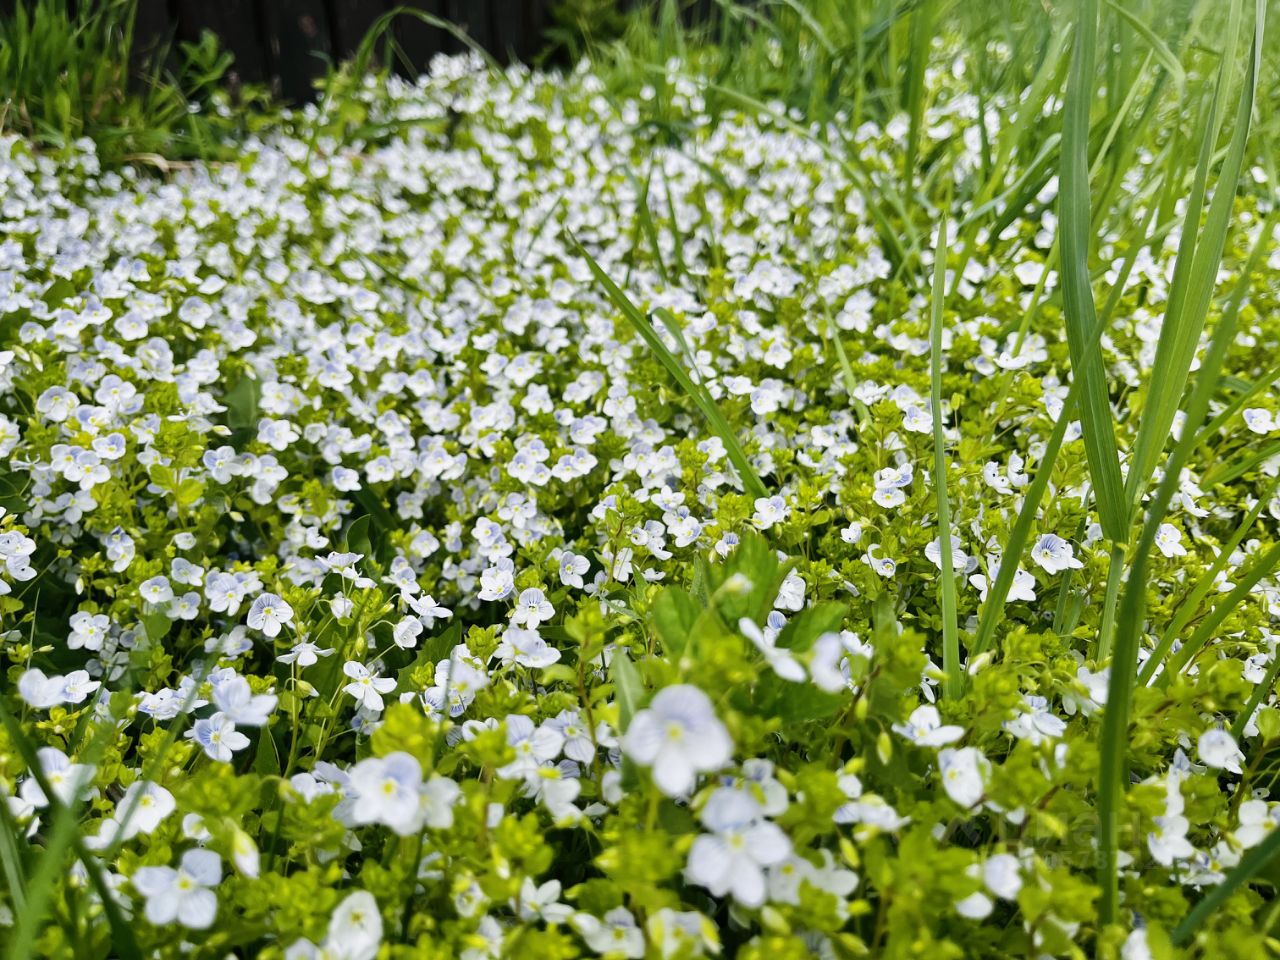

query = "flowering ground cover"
[4,2,1280,957]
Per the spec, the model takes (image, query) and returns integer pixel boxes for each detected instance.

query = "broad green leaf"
[651,587,700,658]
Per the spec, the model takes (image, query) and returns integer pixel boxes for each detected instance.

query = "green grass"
[929,215,961,699]
[0,0,269,167]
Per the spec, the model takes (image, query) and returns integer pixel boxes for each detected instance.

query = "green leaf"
[611,649,645,742]
[775,602,846,654]
[651,587,700,658]
[142,609,172,644]
[344,513,374,559]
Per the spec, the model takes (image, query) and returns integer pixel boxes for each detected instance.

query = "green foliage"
[0,0,272,167]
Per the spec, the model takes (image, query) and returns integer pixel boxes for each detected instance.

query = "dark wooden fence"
[61,1,556,104]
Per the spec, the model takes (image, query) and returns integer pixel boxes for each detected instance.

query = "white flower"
[685,789,792,907]
[1030,534,1084,574]
[392,616,423,649]
[1004,695,1066,743]
[131,849,222,929]
[404,592,451,628]
[346,753,423,835]
[925,534,969,572]
[1062,666,1109,717]
[514,878,573,924]
[18,668,100,709]
[124,780,176,832]
[246,592,294,637]
[1123,929,1154,960]
[1148,814,1195,865]
[478,562,515,601]
[1154,523,1187,558]
[343,662,396,712]
[1236,799,1280,849]
[140,575,174,605]
[902,404,932,433]
[493,627,561,668]
[774,568,806,611]
[739,617,806,682]
[1243,408,1275,434]
[938,747,988,808]
[572,908,646,959]
[955,891,993,919]
[1198,728,1244,774]
[212,675,277,726]
[970,558,1036,602]
[511,587,554,627]
[863,542,896,577]
[647,908,719,959]
[983,854,1022,899]
[68,611,109,651]
[187,713,250,762]
[752,495,790,529]
[892,705,964,747]
[498,714,564,780]
[559,551,589,589]
[19,747,97,808]
[279,640,333,669]
[622,685,733,797]
[325,891,383,960]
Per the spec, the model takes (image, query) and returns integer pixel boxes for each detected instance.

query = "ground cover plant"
[5,0,1280,957]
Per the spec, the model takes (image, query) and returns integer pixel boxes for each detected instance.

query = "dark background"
[143,0,554,103]
[1,0,561,104]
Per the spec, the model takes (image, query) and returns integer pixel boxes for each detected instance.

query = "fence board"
[329,0,389,61]
[261,0,333,101]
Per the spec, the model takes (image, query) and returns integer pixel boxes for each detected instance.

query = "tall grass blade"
[1097,7,1265,924]
[1172,826,1280,945]
[573,237,769,499]
[929,215,961,697]
[1160,541,1280,681]
[1136,218,1273,683]
[1058,0,1128,544]
[0,701,141,960]
[1103,0,1186,93]
[1124,0,1252,511]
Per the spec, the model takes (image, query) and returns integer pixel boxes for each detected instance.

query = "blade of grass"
[1203,438,1280,488]
[572,236,768,500]
[1138,475,1280,685]
[972,192,1159,659]
[929,214,961,698]
[1195,357,1280,452]
[1172,825,1280,945]
[0,699,141,960]
[1058,0,1128,544]
[1097,6,1265,923]
[1103,0,1186,94]
[1123,0,1251,513]
[1136,219,1274,684]
[1232,650,1280,740]
[0,794,27,916]
[903,0,936,186]
[1159,540,1280,682]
